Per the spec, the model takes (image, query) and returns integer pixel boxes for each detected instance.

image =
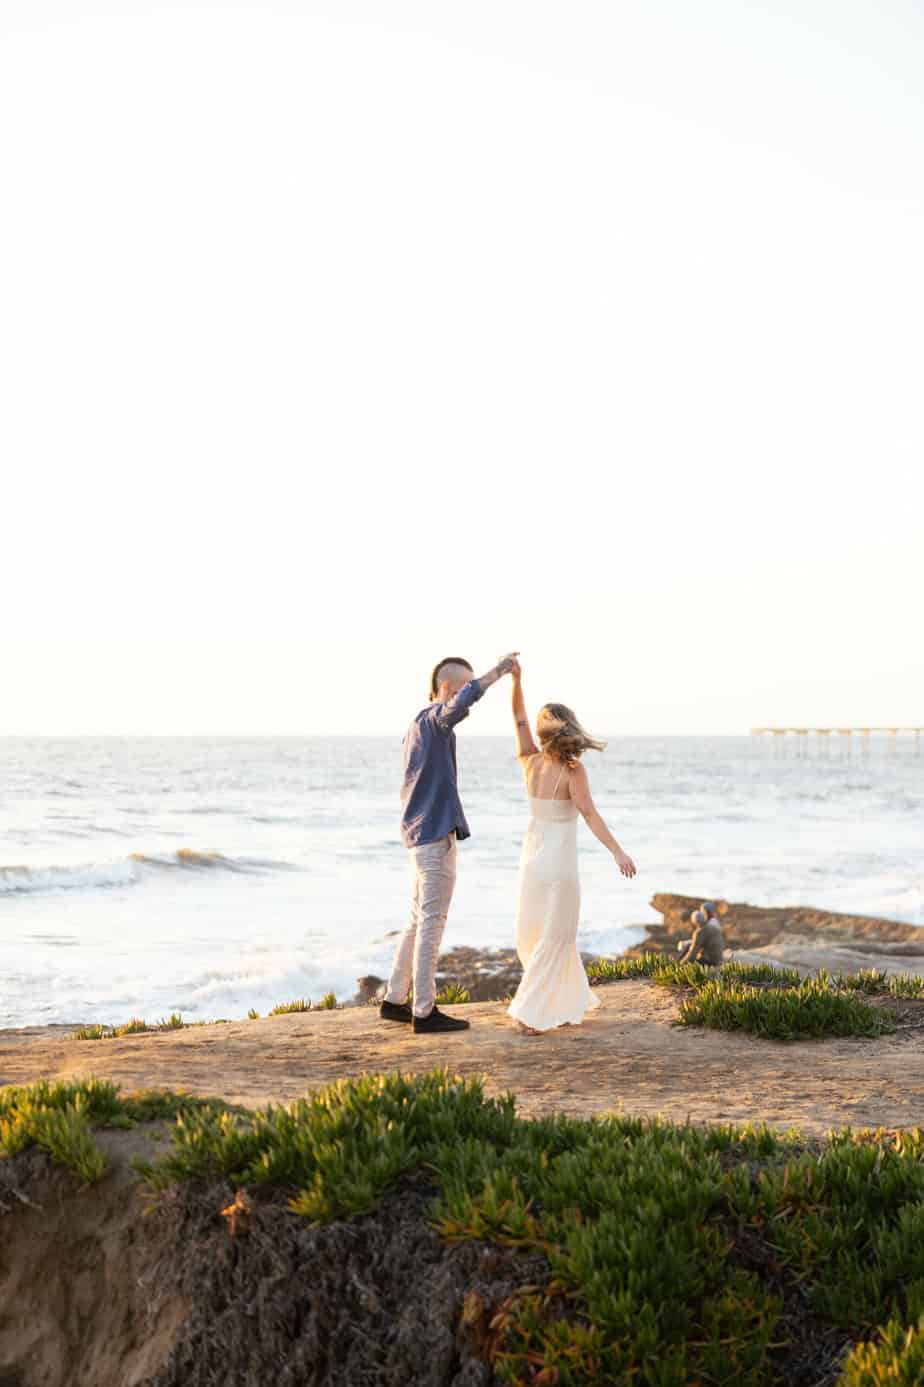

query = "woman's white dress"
[506,779,601,1032]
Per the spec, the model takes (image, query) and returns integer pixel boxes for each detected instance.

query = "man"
[380,652,518,1034]
[679,901,725,967]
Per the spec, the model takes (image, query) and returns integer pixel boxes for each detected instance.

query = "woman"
[506,659,636,1034]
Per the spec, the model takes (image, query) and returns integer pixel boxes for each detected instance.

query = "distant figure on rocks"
[380,652,519,1035]
[679,901,725,966]
[355,975,385,1006]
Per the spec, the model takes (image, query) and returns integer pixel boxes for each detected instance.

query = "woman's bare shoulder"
[567,759,592,802]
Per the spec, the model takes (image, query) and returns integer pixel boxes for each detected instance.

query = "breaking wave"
[0,850,298,896]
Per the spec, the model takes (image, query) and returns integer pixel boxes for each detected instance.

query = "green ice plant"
[26,1107,107,1182]
[74,1018,168,1039]
[587,953,909,1040]
[586,953,803,989]
[0,1077,123,1127]
[8,1068,924,1384]
[114,1017,149,1035]
[834,969,889,994]
[887,973,924,999]
[74,1024,108,1041]
[839,1315,924,1385]
[435,983,471,1004]
[831,969,924,1000]
[0,1079,237,1181]
[135,1069,924,1385]
[0,1079,121,1180]
[678,977,893,1040]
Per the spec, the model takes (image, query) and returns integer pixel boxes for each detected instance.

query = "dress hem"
[506,994,601,1032]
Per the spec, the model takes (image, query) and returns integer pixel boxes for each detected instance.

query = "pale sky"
[2,0,922,735]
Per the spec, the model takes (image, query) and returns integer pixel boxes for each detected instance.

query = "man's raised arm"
[436,653,519,731]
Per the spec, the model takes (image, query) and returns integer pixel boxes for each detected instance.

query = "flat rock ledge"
[632,893,924,979]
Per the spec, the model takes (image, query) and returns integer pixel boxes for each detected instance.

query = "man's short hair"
[430,656,473,700]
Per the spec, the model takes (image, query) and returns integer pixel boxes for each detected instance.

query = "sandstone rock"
[628,892,923,965]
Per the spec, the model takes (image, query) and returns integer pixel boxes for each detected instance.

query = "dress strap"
[552,761,568,798]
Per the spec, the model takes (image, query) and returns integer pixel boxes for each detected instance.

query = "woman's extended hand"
[613,849,637,879]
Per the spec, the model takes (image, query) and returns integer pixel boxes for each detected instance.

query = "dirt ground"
[0,1125,186,1387]
[4,980,924,1136]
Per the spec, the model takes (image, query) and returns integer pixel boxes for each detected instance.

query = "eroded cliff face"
[0,1135,542,1387]
[0,1129,186,1387]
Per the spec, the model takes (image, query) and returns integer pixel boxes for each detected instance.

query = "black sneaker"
[379,1000,413,1024]
[412,1006,471,1034]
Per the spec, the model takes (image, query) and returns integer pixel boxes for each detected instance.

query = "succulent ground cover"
[436,983,472,1004]
[74,1011,193,1039]
[0,1078,240,1182]
[587,953,924,1040]
[73,995,347,1034]
[4,1070,924,1384]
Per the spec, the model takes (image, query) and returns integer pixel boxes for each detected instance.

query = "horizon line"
[0,728,889,740]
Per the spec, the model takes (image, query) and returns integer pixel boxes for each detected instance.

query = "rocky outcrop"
[355,945,611,1007]
[353,897,923,1005]
[434,946,524,1002]
[354,952,527,1006]
[628,893,923,966]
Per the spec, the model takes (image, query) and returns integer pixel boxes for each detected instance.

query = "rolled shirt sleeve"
[434,679,485,733]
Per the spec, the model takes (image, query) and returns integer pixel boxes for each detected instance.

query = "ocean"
[1,734,921,1029]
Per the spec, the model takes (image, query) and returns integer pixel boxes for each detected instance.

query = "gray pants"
[385,834,457,1017]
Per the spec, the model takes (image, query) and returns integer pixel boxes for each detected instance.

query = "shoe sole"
[412,1025,471,1034]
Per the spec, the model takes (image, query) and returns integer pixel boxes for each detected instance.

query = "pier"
[752,726,922,753]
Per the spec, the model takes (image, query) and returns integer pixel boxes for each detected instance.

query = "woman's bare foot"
[514,1020,542,1035]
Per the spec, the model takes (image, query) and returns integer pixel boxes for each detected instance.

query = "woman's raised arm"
[568,761,637,878]
[510,660,539,762]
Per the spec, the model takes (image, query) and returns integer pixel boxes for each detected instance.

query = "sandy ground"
[3,982,924,1137]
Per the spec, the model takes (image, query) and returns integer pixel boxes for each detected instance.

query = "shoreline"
[4,895,923,1042]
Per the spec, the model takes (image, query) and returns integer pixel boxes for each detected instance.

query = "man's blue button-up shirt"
[400,680,485,849]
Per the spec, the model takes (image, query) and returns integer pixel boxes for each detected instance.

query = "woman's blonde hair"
[536,703,606,765]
